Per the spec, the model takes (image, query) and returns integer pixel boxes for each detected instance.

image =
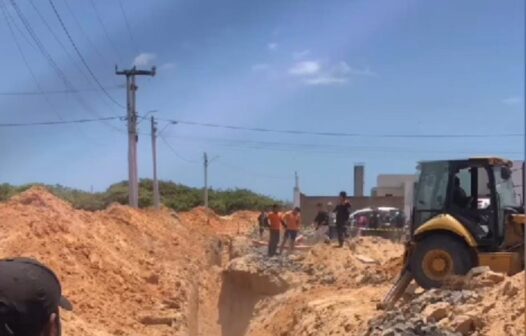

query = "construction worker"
[0,257,73,336]
[279,207,301,255]
[267,204,284,257]
[313,202,329,242]
[333,191,351,247]
[257,210,269,239]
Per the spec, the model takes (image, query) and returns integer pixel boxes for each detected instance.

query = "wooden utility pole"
[115,66,155,208]
[151,116,160,209]
[204,152,208,208]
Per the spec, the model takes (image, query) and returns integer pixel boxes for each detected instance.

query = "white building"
[371,174,417,218]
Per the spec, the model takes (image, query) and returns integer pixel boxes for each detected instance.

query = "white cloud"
[267,42,278,51]
[293,50,311,60]
[133,52,156,67]
[502,96,523,106]
[305,76,348,86]
[251,63,271,71]
[286,60,376,86]
[288,61,321,76]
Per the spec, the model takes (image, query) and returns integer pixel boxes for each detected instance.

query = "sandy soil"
[0,187,523,336]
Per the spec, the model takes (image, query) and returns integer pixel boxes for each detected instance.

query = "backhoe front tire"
[410,233,474,289]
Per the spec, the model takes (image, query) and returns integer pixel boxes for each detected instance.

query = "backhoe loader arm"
[377,242,414,310]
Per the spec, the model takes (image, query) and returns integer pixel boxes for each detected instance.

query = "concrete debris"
[422,302,450,322]
[355,254,379,264]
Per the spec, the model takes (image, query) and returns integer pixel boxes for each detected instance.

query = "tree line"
[0,180,284,215]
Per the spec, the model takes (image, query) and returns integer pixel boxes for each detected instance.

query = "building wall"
[374,174,417,218]
[299,194,404,226]
[374,186,404,197]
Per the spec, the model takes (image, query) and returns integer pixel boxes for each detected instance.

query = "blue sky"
[0,0,523,200]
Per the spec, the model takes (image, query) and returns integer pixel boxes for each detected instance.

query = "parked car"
[349,207,406,240]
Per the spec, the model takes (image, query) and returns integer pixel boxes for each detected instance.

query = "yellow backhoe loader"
[379,157,524,309]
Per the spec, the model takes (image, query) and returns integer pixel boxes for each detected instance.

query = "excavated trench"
[190,237,289,336]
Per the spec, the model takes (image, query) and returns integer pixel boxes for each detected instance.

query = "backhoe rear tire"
[410,233,474,289]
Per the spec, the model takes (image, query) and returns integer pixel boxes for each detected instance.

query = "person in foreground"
[0,257,73,336]
[267,204,284,257]
[279,207,301,255]
[334,191,351,247]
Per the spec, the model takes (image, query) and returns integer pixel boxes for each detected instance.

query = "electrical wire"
[1,1,121,145]
[0,86,122,96]
[48,0,125,109]
[118,0,139,54]
[28,0,94,87]
[167,134,522,156]
[216,161,290,180]
[0,1,65,123]
[162,119,523,139]
[87,0,123,62]
[160,135,290,179]
[159,135,200,164]
[7,0,124,132]
[60,0,114,66]
[0,117,120,127]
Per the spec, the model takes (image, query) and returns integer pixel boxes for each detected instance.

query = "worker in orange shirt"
[279,207,301,255]
[267,204,284,257]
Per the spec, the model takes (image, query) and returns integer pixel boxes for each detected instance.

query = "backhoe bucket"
[377,269,413,310]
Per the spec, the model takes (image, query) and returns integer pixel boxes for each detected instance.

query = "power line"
[0,116,120,127]
[159,135,200,164]
[0,0,66,123]
[47,0,125,109]
[162,119,523,139]
[60,0,114,65]
[8,0,123,132]
[216,160,290,180]
[2,2,34,48]
[1,2,119,144]
[0,86,122,96]
[87,0,123,62]
[118,0,139,54]
[167,134,522,156]
[28,0,93,86]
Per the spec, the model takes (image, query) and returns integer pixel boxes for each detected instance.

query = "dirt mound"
[0,187,221,336]
[177,207,258,237]
[2,187,522,336]
[302,237,404,287]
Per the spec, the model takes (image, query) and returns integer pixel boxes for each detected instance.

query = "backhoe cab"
[380,157,524,309]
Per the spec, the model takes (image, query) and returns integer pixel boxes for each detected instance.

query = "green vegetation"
[0,180,283,214]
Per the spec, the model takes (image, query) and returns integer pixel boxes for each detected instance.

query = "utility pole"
[151,116,160,209]
[204,152,208,208]
[115,66,156,208]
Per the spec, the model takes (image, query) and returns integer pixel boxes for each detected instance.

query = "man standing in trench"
[279,207,301,255]
[267,204,284,257]
[334,191,351,247]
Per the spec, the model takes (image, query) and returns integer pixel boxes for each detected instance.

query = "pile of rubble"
[368,267,525,336]
[244,237,406,336]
